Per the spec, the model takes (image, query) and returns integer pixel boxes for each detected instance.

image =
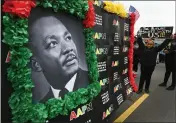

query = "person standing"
[136,37,173,94]
[159,33,176,90]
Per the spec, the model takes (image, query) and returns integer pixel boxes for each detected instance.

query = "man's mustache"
[63,51,77,65]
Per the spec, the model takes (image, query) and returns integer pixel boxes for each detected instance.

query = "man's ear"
[31,57,42,72]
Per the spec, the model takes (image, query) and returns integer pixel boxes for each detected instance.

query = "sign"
[137,26,173,38]
[2,2,133,123]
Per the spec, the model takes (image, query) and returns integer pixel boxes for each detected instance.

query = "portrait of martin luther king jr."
[28,7,89,103]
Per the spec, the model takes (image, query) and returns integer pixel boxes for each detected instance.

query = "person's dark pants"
[163,54,176,87]
[138,65,155,91]
[171,70,176,87]
[171,55,176,87]
[163,61,172,84]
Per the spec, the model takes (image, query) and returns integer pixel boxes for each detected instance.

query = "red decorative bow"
[3,0,36,18]
[83,1,95,28]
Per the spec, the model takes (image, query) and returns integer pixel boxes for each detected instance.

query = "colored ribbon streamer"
[128,13,138,92]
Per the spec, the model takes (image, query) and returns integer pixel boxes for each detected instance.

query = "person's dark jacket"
[137,37,172,66]
[164,42,174,65]
[169,39,176,70]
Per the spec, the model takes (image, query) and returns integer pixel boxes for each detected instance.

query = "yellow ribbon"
[103,1,128,18]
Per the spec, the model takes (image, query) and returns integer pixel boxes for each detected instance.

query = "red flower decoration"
[3,0,36,18]
[83,1,95,28]
[128,13,138,92]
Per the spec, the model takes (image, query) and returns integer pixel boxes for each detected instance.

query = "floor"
[110,63,176,123]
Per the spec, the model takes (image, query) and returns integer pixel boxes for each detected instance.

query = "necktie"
[59,88,69,98]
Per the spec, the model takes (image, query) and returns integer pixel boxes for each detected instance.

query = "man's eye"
[66,35,72,41]
[48,42,57,48]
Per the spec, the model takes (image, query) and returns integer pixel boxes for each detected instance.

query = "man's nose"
[63,47,73,55]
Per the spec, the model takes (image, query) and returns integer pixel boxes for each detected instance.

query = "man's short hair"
[28,7,56,29]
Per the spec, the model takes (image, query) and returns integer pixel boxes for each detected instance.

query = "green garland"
[3,0,100,122]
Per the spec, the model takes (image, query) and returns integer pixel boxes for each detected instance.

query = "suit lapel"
[73,69,89,91]
[40,87,54,103]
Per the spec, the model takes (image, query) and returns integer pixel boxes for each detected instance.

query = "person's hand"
[163,50,169,54]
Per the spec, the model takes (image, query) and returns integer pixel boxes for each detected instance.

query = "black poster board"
[137,26,173,38]
[1,2,132,123]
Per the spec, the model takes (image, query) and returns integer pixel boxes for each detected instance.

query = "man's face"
[146,39,154,48]
[30,16,79,86]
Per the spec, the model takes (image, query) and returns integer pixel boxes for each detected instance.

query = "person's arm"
[155,39,173,52]
[163,43,172,54]
[136,37,145,50]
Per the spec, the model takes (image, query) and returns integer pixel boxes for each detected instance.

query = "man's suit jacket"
[38,68,89,103]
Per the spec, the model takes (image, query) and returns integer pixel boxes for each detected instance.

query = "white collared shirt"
[51,73,77,98]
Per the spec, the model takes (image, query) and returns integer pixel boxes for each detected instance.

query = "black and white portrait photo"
[28,7,89,103]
